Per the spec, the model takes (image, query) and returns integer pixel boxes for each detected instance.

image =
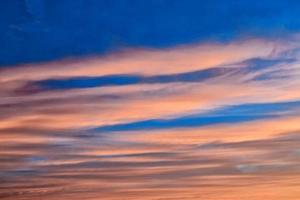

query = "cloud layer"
[1,35,300,199]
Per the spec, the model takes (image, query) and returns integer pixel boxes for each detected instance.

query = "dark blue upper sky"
[2,0,300,66]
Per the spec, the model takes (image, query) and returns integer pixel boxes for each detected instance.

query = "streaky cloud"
[90,100,300,133]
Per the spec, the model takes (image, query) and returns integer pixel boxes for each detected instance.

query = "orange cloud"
[1,36,300,200]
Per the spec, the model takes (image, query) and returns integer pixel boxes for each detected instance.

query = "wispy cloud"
[1,36,300,199]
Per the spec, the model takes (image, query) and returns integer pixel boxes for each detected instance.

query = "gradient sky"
[1,1,300,200]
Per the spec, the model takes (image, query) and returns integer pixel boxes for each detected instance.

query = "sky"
[1,1,300,199]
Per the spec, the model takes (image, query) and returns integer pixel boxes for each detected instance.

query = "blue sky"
[2,0,300,66]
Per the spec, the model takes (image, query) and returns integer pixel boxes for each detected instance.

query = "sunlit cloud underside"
[1,35,300,200]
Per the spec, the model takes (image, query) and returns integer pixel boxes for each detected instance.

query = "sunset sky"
[1,1,300,199]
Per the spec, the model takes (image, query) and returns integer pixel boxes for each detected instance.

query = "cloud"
[1,35,300,200]
[0,38,280,82]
